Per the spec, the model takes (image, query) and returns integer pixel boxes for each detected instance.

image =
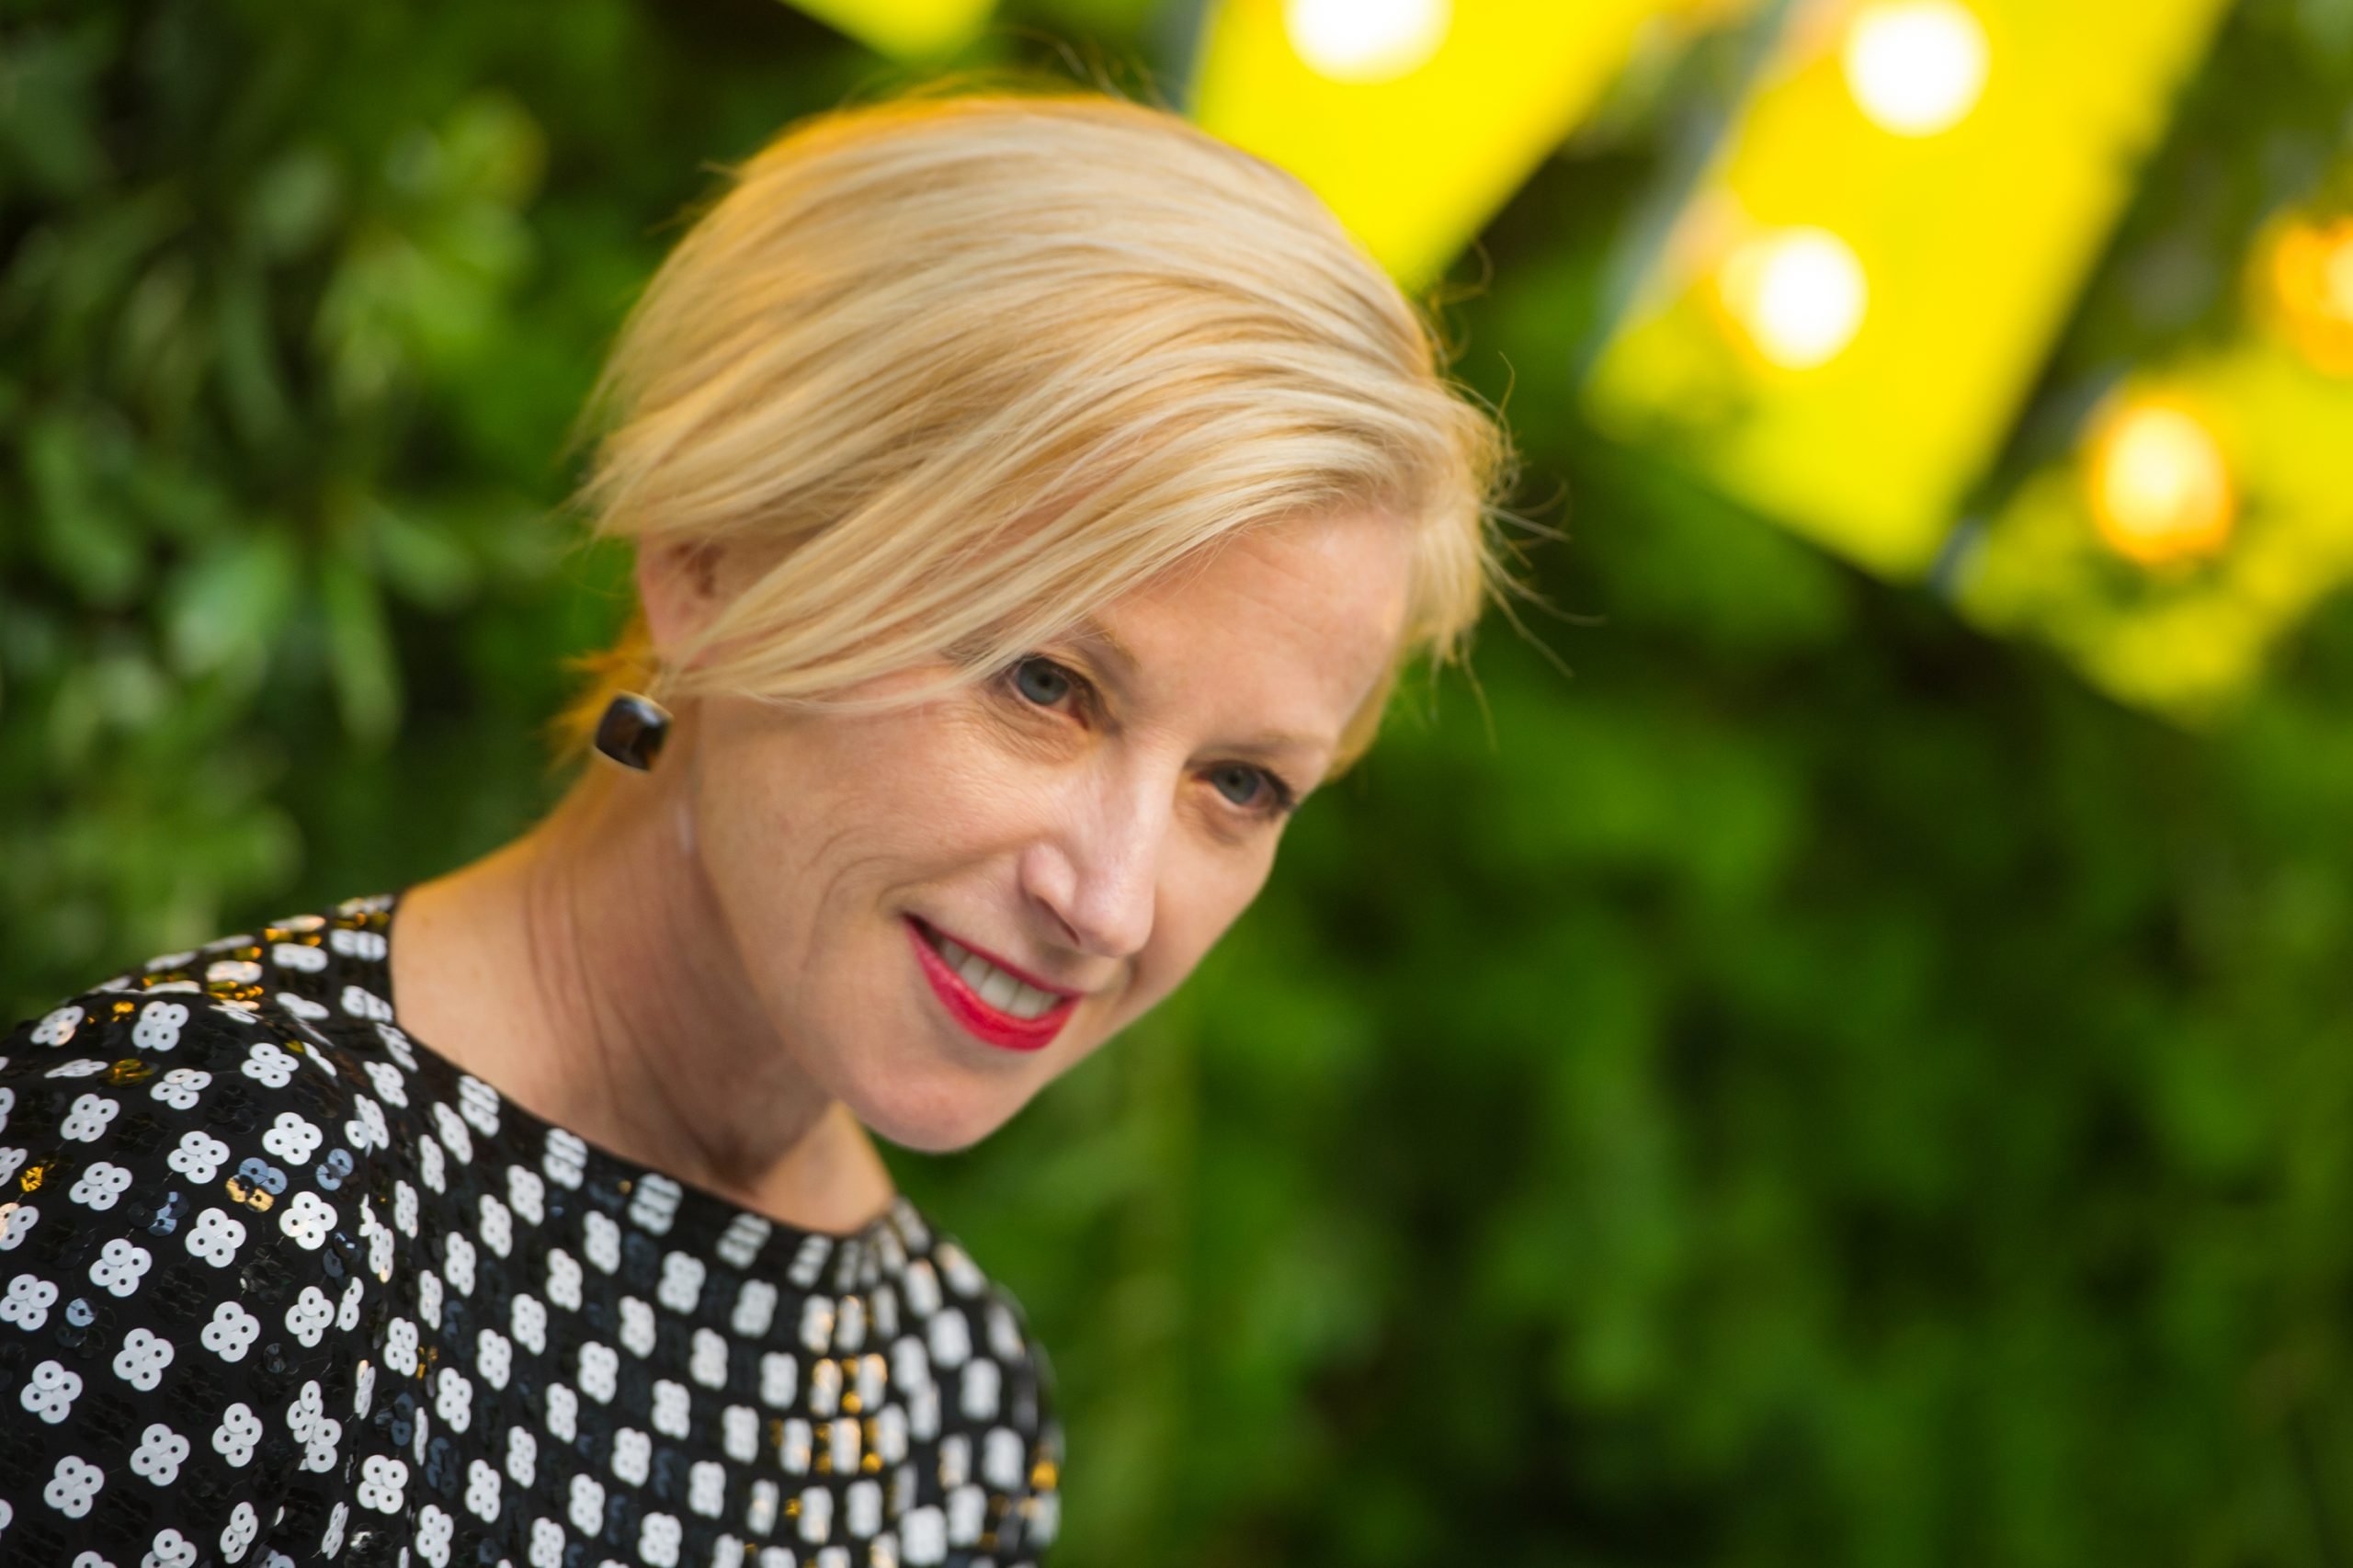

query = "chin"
[847,1068,1029,1155]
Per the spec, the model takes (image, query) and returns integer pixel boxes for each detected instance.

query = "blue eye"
[1012,657,1074,707]
[1217,764,1301,817]
[1210,764,1271,810]
[1004,654,1297,820]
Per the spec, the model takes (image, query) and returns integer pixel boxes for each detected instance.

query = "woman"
[0,87,1511,1567]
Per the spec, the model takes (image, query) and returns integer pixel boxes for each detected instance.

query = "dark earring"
[593,692,672,771]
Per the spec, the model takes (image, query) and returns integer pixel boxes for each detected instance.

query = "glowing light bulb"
[1719,227,1869,370]
[1284,0,1451,84]
[1843,0,1991,137]
[2086,401,2234,565]
[2265,214,2353,374]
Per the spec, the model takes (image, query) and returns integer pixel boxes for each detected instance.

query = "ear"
[633,540,726,665]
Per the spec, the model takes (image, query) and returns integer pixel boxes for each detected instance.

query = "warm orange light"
[2085,400,2234,565]
[2263,214,2353,375]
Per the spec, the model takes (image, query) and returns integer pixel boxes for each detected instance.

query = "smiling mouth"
[905,917,1080,1052]
[917,922,1070,1017]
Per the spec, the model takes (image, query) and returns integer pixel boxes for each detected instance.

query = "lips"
[905,917,1077,1052]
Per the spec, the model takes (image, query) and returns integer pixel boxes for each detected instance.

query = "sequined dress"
[0,892,1064,1567]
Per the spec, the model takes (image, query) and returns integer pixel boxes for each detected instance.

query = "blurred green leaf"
[23,410,145,604]
[165,528,299,678]
[0,21,114,199]
[368,500,481,611]
[319,547,400,743]
[213,261,296,452]
[246,143,344,260]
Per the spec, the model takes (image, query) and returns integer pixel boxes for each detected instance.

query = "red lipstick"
[905,917,1077,1052]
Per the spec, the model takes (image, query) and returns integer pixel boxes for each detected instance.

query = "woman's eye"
[1209,766,1259,807]
[1209,764,1286,813]
[1003,656,1293,819]
[1011,656,1075,708]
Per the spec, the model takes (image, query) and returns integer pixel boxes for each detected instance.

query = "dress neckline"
[360,886,904,1253]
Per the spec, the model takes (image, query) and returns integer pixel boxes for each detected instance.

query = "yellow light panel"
[1192,0,1741,290]
[1953,221,2353,722]
[1584,0,2233,578]
[780,0,995,59]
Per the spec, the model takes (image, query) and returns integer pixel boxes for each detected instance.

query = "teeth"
[930,931,1065,1021]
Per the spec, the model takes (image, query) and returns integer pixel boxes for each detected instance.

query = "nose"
[1019,760,1166,962]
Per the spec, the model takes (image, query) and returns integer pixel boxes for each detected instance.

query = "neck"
[389,732,895,1233]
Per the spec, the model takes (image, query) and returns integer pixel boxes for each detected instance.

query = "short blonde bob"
[560,83,1518,777]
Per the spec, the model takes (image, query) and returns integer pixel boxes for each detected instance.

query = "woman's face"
[658,508,1414,1153]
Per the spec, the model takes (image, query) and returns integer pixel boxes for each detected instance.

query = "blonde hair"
[560,83,1518,777]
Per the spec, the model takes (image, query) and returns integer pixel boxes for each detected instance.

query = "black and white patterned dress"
[0,892,1063,1567]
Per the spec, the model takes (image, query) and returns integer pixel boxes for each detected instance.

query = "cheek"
[685,697,1054,981]
[694,697,977,868]
[1107,847,1278,1026]
[684,708,915,981]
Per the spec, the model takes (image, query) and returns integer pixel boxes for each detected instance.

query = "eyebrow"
[1060,614,1333,762]
[1063,614,1138,679]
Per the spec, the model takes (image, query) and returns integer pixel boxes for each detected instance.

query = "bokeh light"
[1199,0,1699,288]
[1842,0,1991,136]
[2086,399,2235,564]
[2262,212,2353,374]
[1718,226,1870,369]
[1283,0,1452,83]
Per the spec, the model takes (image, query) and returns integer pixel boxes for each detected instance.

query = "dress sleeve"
[0,985,383,1566]
[1001,1287,1065,1563]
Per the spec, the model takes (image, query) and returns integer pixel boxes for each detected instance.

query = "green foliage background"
[7,0,2353,1562]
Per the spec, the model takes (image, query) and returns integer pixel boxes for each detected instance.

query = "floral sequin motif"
[0,893,1063,1564]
